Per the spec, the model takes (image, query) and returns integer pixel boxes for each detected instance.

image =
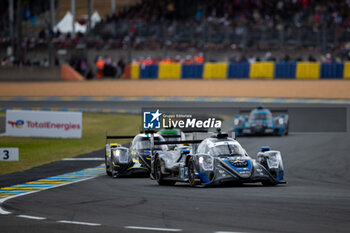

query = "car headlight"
[278,118,284,125]
[199,155,214,171]
[113,149,129,164]
[266,153,281,169]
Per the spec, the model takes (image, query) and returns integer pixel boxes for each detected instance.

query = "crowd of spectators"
[93,0,350,52]
[2,0,350,64]
[1,56,59,67]
[132,53,204,65]
[94,55,125,79]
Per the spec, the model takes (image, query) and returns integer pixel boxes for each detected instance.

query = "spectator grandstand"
[1,0,350,75]
[94,0,350,50]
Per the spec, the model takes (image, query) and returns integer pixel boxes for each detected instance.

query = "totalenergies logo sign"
[6,110,82,138]
[7,120,24,128]
[8,120,80,131]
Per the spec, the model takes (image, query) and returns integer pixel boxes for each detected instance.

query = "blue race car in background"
[233,105,289,136]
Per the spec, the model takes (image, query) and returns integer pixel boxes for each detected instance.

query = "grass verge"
[0,113,140,175]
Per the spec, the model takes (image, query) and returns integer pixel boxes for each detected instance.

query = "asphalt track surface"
[1,100,350,233]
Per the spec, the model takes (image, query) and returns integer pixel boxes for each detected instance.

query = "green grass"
[0,113,140,175]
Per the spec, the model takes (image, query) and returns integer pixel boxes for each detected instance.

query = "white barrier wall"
[5,110,82,138]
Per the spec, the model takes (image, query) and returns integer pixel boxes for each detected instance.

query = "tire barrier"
[124,62,350,79]
[320,63,344,79]
[203,62,228,79]
[296,62,320,79]
[343,62,350,79]
[275,63,296,79]
[228,63,250,79]
[158,63,181,79]
[139,64,158,79]
[249,62,274,79]
[181,64,203,79]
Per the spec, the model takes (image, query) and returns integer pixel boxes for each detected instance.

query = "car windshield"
[209,141,245,157]
[134,137,166,151]
[249,110,272,121]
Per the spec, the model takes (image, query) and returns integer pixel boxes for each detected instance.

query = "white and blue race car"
[151,131,286,187]
[233,105,289,136]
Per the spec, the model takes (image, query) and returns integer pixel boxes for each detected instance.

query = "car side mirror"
[261,146,270,152]
[182,149,190,154]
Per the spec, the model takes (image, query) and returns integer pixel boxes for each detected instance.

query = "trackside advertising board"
[6,110,82,138]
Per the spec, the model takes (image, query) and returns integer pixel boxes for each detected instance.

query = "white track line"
[0,176,96,215]
[214,231,248,233]
[125,226,182,232]
[0,206,11,214]
[61,158,105,161]
[17,215,46,220]
[57,220,101,226]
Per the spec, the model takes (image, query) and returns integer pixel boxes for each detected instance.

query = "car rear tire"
[154,157,176,186]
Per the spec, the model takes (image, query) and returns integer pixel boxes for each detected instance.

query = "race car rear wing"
[238,108,288,115]
[154,140,203,145]
[105,135,135,144]
[106,130,156,140]
[106,136,135,139]
[182,129,208,133]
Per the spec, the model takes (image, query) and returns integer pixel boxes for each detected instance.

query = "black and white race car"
[105,132,168,177]
[150,132,286,186]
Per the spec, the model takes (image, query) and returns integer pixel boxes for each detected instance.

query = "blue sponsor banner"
[181,64,203,79]
[227,63,249,78]
[275,63,296,79]
[320,63,344,79]
[139,65,158,79]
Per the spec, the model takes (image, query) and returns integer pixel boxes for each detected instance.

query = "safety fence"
[121,62,350,79]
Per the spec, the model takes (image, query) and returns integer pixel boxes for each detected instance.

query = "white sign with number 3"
[0,148,19,161]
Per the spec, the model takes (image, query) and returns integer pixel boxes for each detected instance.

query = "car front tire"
[105,154,112,176]
[188,158,200,187]
[154,157,175,186]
